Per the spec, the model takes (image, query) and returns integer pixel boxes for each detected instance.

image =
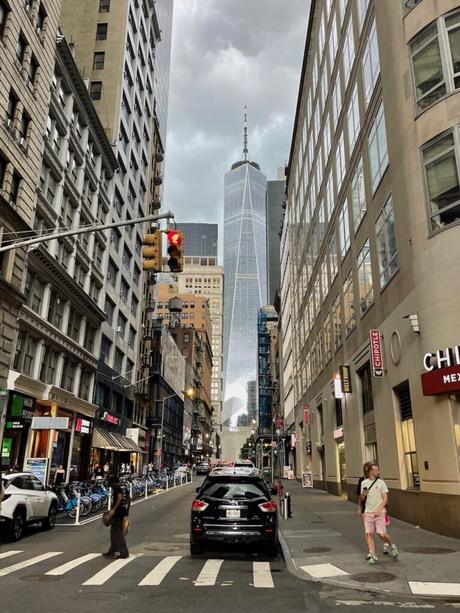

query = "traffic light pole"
[0,211,175,253]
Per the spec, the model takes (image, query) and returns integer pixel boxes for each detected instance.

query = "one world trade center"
[223,109,267,427]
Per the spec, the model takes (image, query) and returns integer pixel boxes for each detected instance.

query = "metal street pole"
[0,211,175,253]
[158,397,165,471]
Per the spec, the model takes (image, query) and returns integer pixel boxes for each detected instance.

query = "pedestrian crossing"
[0,550,279,589]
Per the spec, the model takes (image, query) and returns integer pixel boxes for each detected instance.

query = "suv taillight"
[191,499,209,512]
[258,500,277,513]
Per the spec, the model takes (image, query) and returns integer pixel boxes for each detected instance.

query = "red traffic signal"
[166,229,184,272]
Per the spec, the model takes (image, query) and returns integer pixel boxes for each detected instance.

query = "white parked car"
[0,472,59,541]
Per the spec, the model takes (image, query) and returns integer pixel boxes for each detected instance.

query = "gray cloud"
[163,0,308,242]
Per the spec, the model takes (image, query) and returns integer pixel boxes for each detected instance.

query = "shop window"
[409,11,460,112]
[394,380,420,489]
[422,128,460,232]
[376,195,399,288]
[358,362,374,414]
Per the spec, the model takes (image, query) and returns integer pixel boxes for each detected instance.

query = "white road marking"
[335,601,435,608]
[253,561,274,588]
[194,559,224,586]
[83,554,141,585]
[0,552,62,577]
[138,555,182,586]
[0,551,22,561]
[409,581,460,597]
[45,553,101,576]
[300,563,349,578]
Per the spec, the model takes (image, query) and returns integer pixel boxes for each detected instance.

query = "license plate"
[226,509,240,519]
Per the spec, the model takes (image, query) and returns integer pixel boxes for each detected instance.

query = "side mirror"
[195,487,200,493]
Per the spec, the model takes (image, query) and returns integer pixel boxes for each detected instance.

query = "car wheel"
[11,510,25,542]
[190,541,204,556]
[43,503,57,530]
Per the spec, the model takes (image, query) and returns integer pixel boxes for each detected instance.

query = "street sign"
[370,329,384,377]
[303,404,311,424]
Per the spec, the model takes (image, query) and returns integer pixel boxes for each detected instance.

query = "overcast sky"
[163,0,308,246]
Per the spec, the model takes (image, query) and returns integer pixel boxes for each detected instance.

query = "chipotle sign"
[421,346,460,396]
[370,329,384,378]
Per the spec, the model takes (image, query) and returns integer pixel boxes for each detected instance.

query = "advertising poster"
[26,457,48,484]
[302,471,313,488]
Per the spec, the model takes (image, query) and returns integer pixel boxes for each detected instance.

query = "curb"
[278,526,460,603]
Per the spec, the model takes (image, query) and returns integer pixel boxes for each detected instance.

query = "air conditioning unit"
[19,137,26,149]
[25,3,31,12]
[6,118,13,130]
[36,25,42,35]
[117,326,122,333]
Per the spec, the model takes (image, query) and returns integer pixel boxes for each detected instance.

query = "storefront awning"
[92,428,146,453]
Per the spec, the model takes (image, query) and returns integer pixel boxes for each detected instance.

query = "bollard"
[75,492,81,526]
[166,475,169,491]
[286,492,292,518]
[180,474,183,486]
[129,482,133,501]
[145,478,148,499]
[173,475,176,488]
[283,495,289,520]
[108,488,112,511]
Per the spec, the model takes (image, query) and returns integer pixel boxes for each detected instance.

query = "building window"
[357,239,373,314]
[16,32,27,65]
[376,195,398,288]
[362,19,380,105]
[0,0,9,39]
[331,70,342,130]
[28,55,38,86]
[10,171,21,206]
[128,326,135,349]
[36,3,46,34]
[394,380,420,489]
[342,18,355,86]
[6,89,18,124]
[347,83,360,153]
[96,23,108,40]
[351,157,366,231]
[117,313,127,337]
[328,231,338,281]
[99,0,110,11]
[323,312,332,363]
[358,362,374,414]
[404,0,422,12]
[90,81,102,101]
[61,359,76,393]
[104,297,114,324]
[422,128,460,232]
[356,0,370,31]
[338,200,350,257]
[335,131,346,189]
[114,348,124,373]
[332,294,342,350]
[410,11,460,112]
[343,270,356,335]
[368,102,389,192]
[100,335,112,363]
[93,51,105,70]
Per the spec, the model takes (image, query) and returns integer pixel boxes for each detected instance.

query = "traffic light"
[142,229,162,271]
[166,229,184,273]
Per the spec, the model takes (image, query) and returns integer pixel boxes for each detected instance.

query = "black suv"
[190,468,278,556]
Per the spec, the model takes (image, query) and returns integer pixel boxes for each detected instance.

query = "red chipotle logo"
[369,330,384,378]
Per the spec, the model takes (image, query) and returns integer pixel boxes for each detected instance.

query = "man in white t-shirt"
[360,464,399,564]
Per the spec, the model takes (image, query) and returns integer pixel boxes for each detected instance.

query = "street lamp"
[155,387,194,470]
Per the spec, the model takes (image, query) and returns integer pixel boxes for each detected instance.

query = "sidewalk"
[278,479,460,599]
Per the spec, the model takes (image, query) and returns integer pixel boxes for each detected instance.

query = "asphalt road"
[0,480,451,612]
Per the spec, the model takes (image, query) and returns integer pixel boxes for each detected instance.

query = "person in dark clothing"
[104,475,131,559]
[54,465,66,486]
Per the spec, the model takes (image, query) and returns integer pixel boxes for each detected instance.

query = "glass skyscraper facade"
[223,159,267,426]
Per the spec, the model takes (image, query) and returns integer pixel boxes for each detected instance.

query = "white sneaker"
[383,543,390,555]
[365,552,372,560]
[368,554,378,565]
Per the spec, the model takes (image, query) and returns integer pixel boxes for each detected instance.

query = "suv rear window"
[201,477,267,501]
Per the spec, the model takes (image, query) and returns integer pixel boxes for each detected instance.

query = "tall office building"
[60,0,174,433]
[223,109,267,428]
[266,174,285,305]
[282,0,460,537]
[177,223,218,257]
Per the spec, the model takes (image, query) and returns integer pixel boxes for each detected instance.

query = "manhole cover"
[351,572,397,583]
[403,547,456,555]
[21,575,62,582]
[303,547,331,553]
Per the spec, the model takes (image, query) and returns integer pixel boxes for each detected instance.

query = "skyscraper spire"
[243,104,248,161]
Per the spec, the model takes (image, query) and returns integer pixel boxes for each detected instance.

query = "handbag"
[102,511,112,527]
[360,478,378,513]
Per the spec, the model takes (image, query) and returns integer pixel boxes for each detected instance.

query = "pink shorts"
[364,512,387,534]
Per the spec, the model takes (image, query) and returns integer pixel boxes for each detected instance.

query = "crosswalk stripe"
[194,559,224,586]
[83,554,141,586]
[138,555,182,586]
[300,563,349,578]
[0,552,62,577]
[45,553,102,576]
[253,562,274,588]
[409,581,460,597]
[0,551,23,561]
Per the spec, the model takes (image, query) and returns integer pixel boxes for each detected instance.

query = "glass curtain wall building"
[223,122,267,426]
